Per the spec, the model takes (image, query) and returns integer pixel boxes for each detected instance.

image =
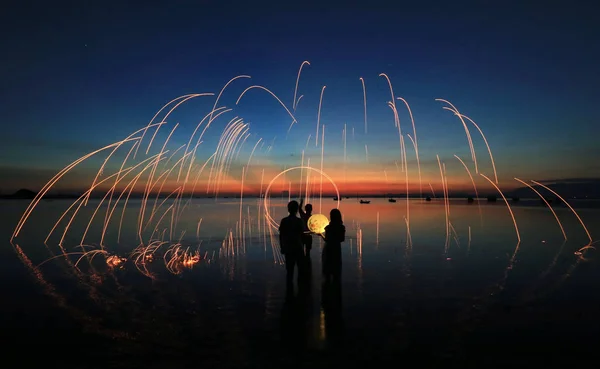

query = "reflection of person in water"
[279,201,305,289]
[322,208,345,283]
[321,271,343,348]
[298,198,313,256]
[280,256,313,351]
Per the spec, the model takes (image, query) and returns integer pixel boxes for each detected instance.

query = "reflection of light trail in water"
[514,178,567,240]
[531,180,593,249]
[480,174,521,243]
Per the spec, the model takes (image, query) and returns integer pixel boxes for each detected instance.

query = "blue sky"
[1,1,598,194]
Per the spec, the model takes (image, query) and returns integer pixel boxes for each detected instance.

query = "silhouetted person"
[279,200,305,290]
[322,208,345,283]
[299,198,313,256]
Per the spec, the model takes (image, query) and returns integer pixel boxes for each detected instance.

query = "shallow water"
[2,198,599,367]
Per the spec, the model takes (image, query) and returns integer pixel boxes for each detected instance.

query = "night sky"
[1,1,598,195]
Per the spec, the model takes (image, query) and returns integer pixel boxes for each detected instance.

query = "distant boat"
[345,196,350,199]
[333,196,340,201]
[425,196,432,202]
[467,197,474,203]
[360,199,370,204]
[388,198,396,203]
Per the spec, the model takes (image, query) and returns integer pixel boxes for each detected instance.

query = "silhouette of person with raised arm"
[321,208,345,283]
[299,198,313,256]
[279,200,305,291]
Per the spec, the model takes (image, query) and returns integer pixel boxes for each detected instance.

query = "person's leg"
[285,254,295,288]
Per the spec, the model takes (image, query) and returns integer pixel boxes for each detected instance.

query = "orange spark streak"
[360,77,367,134]
[401,135,410,230]
[295,95,304,110]
[531,180,592,245]
[514,178,567,240]
[316,85,326,146]
[44,167,135,244]
[378,73,396,121]
[454,154,483,224]
[459,113,498,184]
[178,106,229,182]
[437,99,478,173]
[138,123,179,241]
[210,75,251,122]
[398,98,422,196]
[293,61,310,111]
[428,183,436,198]
[235,85,297,128]
[245,137,263,180]
[263,166,340,230]
[82,154,165,246]
[145,93,214,156]
[12,137,140,241]
[437,155,450,252]
[480,174,521,243]
[135,94,195,159]
[206,117,242,192]
[145,93,214,155]
[387,102,404,171]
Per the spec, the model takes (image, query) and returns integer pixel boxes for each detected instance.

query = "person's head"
[330,208,343,224]
[305,203,313,214]
[287,200,299,215]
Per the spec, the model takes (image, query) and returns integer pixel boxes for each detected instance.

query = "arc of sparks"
[514,178,567,240]
[398,97,422,196]
[459,113,498,184]
[437,155,450,253]
[262,166,340,230]
[436,99,478,173]
[145,93,214,155]
[236,85,297,130]
[454,154,483,225]
[531,180,592,245]
[444,107,498,184]
[316,85,326,146]
[210,75,251,122]
[360,77,367,134]
[12,137,140,241]
[293,61,310,111]
[480,174,521,243]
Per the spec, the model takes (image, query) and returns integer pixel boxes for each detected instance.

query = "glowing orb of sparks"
[106,255,126,269]
[307,214,329,235]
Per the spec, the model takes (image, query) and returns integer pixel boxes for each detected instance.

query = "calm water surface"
[2,198,599,367]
